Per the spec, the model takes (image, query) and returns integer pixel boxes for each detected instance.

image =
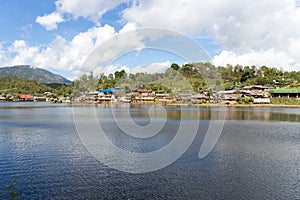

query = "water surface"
[0,102,299,199]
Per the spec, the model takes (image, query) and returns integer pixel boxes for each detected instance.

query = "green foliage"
[76,62,300,96]
[0,65,70,84]
[271,98,300,105]
[237,96,254,104]
[4,62,300,100]
[170,63,180,71]
[97,70,127,90]
[0,77,52,95]
[144,83,172,93]
[0,180,21,200]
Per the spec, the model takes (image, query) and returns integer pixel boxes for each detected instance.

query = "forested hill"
[91,63,300,93]
[0,65,70,84]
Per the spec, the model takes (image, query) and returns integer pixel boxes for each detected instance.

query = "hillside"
[0,77,52,95]
[0,65,71,84]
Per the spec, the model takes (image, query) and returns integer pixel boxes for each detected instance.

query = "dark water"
[0,102,299,199]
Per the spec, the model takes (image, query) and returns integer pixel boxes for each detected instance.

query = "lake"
[0,102,299,199]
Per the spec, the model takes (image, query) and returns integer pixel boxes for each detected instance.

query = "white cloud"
[119,22,137,33]
[8,40,39,66]
[0,23,150,78]
[0,25,117,74]
[81,27,146,74]
[34,24,117,77]
[36,0,128,29]
[130,61,171,74]
[212,50,300,71]
[122,0,300,71]
[5,0,300,77]
[36,12,64,30]
[56,0,127,22]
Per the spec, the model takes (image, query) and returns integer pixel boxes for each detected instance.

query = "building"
[131,88,156,103]
[34,95,47,102]
[0,96,6,101]
[98,88,119,103]
[191,94,209,104]
[19,94,33,101]
[253,98,271,104]
[269,88,300,98]
[88,91,100,102]
[120,93,132,103]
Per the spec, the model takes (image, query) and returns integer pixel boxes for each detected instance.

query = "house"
[34,94,47,102]
[98,88,119,103]
[242,85,270,91]
[0,96,6,101]
[19,94,33,101]
[269,88,300,98]
[88,91,99,102]
[155,93,177,104]
[191,94,209,104]
[253,98,271,104]
[98,92,114,103]
[120,93,132,103]
[217,90,238,100]
[132,88,156,103]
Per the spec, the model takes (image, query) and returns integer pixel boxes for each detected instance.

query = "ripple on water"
[0,104,299,199]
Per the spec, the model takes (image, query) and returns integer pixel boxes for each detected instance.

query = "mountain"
[0,65,71,84]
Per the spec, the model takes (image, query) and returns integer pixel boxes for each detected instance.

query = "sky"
[1,0,300,80]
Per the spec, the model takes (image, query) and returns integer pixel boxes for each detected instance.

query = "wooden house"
[19,94,33,101]
[269,88,300,98]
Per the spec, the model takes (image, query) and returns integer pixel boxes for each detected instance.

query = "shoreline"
[167,103,300,108]
[2,101,300,108]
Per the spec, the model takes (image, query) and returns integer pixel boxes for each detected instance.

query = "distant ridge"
[0,65,71,84]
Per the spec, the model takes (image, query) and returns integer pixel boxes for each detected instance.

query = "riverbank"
[2,101,300,108]
[166,103,300,108]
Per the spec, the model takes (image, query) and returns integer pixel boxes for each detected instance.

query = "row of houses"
[85,88,177,104]
[2,85,300,105]
[216,86,300,105]
[84,85,300,105]
[0,92,71,103]
[0,94,38,102]
[216,85,270,105]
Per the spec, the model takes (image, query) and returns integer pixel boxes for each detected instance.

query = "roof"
[222,94,243,100]
[269,89,300,94]
[217,90,236,94]
[243,85,269,90]
[136,89,152,93]
[20,94,33,99]
[99,88,119,93]
[192,94,209,99]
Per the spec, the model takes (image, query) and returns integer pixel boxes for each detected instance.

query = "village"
[2,85,300,105]
[82,85,300,105]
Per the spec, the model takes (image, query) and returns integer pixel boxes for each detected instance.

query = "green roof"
[269,88,300,94]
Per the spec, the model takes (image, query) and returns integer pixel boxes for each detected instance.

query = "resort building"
[131,88,156,103]
[19,94,34,101]
[269,88,300,98]
[98,89,119,103]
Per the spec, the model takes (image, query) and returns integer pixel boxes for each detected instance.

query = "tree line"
[2,63,300,97]
[75,62,300,95]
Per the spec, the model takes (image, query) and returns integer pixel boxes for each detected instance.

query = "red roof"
[20,94,33,99]
[136,89,152,93]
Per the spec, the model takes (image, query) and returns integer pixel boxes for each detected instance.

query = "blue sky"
[0,0,300,79]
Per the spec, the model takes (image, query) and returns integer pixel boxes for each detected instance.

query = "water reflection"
[120,105,300,122]
[1,102,300,122]
[0,103,299,199]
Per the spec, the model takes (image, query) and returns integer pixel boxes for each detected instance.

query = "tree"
[170,63,180,71]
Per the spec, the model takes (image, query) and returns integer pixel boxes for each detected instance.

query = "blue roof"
[99,88,119,93]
